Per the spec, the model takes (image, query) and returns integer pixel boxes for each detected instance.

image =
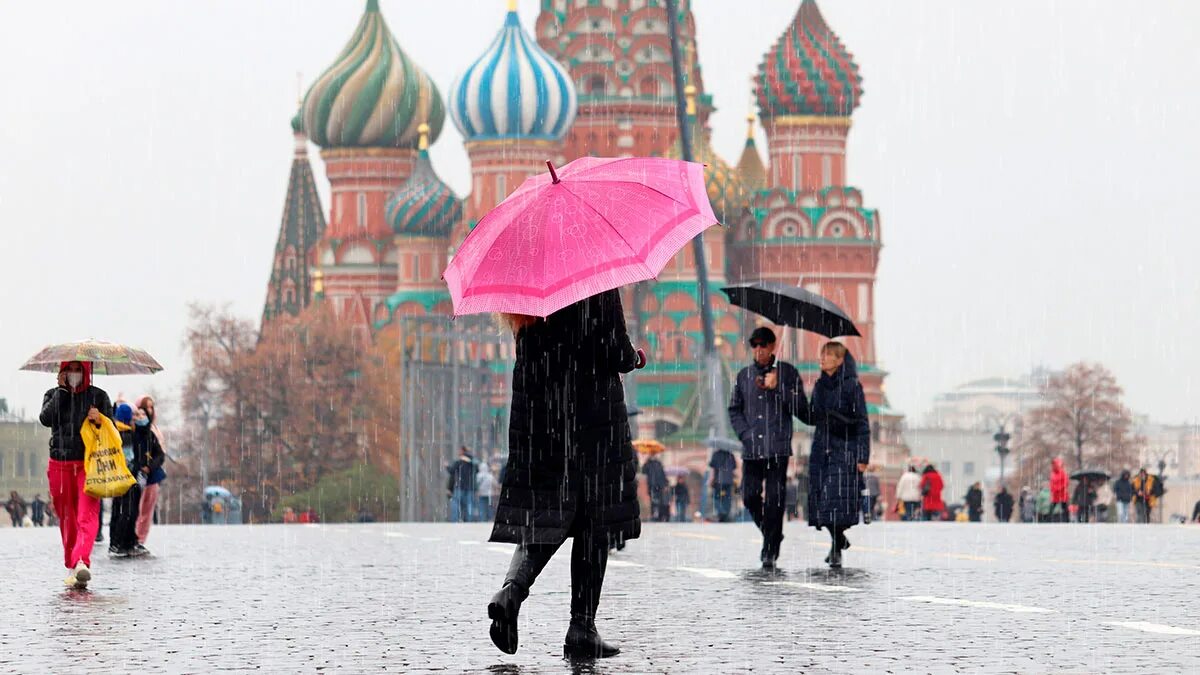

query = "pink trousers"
[47,459,100,569]
[136,482,160,543]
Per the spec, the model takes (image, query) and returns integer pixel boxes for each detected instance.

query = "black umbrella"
[721,282,861,338]
[1070,469,1110,482]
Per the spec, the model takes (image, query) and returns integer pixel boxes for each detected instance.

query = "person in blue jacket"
[806,341,871,569]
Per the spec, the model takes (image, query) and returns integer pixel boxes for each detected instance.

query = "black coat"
[1113,477,1134,503]
[708,449,736,487]
[994,491,1015,522]
[131,425,164,477]
[806,352,870,530]
[39,385,113,461]
[490,290,641,546]
[966,487,984,512]
[728,358,809,459]
[447,458,476,493]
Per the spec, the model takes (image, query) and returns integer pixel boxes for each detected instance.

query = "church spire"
[262,113,328,327]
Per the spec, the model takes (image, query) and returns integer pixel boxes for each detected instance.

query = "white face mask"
[66,373,84,388]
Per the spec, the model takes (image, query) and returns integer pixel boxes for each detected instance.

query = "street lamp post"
[994,427,1012,484]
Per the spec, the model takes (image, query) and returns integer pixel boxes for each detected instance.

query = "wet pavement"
[1,520,1198,673]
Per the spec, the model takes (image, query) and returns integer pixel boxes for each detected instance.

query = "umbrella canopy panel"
[20,340,164,375]
[722,282,860,338]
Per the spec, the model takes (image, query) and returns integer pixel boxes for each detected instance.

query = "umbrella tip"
[546,160,560,184]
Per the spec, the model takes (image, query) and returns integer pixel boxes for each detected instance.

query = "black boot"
[489,543,559,655]
[563,534,619,659]
[488,581,528,655]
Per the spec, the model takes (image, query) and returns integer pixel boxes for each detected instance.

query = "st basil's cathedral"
[261,0,909,498]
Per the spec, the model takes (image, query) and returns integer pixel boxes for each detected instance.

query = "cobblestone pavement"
[1,521,1199,673]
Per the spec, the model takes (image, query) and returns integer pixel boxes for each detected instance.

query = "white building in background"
[923,370,1050,432]
[1136,417,1200,479]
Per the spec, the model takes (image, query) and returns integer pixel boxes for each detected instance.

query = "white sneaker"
[63,573,77,588]
[73,561,91,586]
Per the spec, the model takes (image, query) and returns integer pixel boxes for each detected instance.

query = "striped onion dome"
[301,0,445,149]
[756,0,863,118]
[449,6,577,141]
[386,125,462,238]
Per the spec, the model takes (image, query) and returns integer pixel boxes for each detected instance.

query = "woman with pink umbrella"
[447,156,717,659]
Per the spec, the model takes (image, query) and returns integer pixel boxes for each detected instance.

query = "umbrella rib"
[555,183,655,279]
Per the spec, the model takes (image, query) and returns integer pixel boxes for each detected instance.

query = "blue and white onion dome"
[449,4,577,141]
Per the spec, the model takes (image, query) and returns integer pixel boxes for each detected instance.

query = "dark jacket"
[447,458,476,493]
[1113,477,1133,503]
[642,458,668,491]
[39,386,113,461]
[132,424,165,479]
[729,358,809,460]
[708,449,737,487]
[805,352,870,530]
[966,486,984,513]
[673,483,689,503]
[491,290,641,546]
[994,491,1015,522]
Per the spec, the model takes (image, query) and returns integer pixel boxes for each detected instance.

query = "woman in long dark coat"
[488,289,644,659]
[806,342,870,569]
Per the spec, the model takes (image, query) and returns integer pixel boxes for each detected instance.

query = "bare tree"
[1016,363,1142,482]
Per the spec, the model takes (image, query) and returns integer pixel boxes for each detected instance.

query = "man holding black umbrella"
[728,327,810,569]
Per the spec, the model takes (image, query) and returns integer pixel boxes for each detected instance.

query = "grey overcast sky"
[1,1,1197,425]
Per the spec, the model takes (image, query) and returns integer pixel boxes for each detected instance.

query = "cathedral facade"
[262,0,907,500]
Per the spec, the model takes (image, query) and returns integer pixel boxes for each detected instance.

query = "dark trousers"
[502,529,609,627]
[968,509,982,522]
[713,485,733,522]
[110,484,142,550]
[742,456,789,558]
[1136,500,1152,524]
[903,501,921,521]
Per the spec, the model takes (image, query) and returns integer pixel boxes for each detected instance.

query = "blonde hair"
[500,313,538,335]
[821,341,848,359]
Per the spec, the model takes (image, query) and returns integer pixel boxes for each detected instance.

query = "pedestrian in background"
[30,495,46,527]
[1018,487,1035,523]
[708,448,736,522]
[40,361,111,589]
[5,491,27,527]
[862,468,881,524]
[805,341,870,569]
[1049,458,1070,522]
[965,482,984,523]
[672,478,690,523]
[1072,477,1097,523]
[108,403,142,557]
[896,465,922,521]
[1035,487,1053,522]
[487,290,645,658]
[1113,470,1133,523]
[920,465,945,521]
[728,326,810,569]
[446,448,477,523]
[641,454,669,522]
[476,461,497,522]
[135,395,167,545]
[1191,499,1200,524]
[1131,468,1157,524]
[994,486,1014,523]
[785,476,799,521]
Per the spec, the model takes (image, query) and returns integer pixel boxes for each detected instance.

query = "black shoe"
[563,621,620,659]
[761,555,778,570]
[840,533,851,551]
[488,582,527,655]
[109,546,129,559]
[828,546,843,569]
[131,544,150,557]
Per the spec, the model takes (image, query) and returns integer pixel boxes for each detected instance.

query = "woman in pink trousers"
[135,396,166,545]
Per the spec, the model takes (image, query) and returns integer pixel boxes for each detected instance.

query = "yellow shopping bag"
[80,415,136,498]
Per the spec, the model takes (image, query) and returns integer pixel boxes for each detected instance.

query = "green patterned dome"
[290,109,304,133]
[301,0,445,149]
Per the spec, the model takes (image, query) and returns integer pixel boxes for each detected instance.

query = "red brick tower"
[732,0,902,441]
[535,0,709,160]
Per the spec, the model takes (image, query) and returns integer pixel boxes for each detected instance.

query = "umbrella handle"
[546,160,560,184]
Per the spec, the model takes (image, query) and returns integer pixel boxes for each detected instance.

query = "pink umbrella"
[444,156,718,318]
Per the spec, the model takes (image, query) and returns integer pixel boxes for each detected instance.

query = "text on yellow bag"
[81,415,136,498]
